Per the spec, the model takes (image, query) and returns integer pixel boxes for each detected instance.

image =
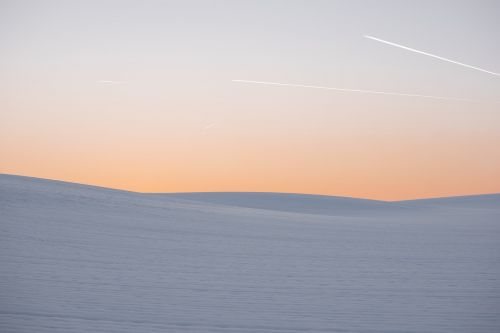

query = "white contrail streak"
[364,35,500,77]
[204,122,217,130]
[232,79,479,103]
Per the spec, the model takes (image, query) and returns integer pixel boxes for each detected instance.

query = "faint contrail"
[232,79,479,103]
[204,122,217,130]
[364,35,500,77]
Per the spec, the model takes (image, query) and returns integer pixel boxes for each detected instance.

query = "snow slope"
[401,193,500,210]
[150,192,417,216]
[1,174,499,332]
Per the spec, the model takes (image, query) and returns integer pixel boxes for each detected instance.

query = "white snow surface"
[1,174,499,332]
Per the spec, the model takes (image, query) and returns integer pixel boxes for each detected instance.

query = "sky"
[1,0,499,200]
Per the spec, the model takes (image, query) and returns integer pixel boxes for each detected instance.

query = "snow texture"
[1,174,499,332]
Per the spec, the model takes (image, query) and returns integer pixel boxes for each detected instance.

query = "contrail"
[232,79,480,103]
[364,35,500,77]
[204,122,217,130]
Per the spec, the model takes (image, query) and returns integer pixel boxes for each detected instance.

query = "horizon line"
[1,173,498,203]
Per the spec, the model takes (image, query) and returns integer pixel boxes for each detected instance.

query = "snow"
[1,174,499,332]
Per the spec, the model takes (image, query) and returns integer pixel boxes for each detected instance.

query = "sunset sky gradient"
[1,0,499,200]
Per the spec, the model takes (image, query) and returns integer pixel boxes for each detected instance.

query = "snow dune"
[401,193,500,210]
[150,192,414,216]
[1,174,499,332]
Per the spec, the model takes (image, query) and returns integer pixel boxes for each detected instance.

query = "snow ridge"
[1,174,499,333]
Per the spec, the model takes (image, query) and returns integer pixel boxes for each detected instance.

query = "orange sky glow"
[1,1,499,200]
